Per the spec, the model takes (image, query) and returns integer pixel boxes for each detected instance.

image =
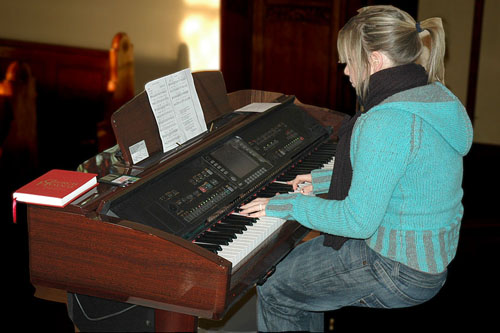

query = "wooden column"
[466,0,485,124]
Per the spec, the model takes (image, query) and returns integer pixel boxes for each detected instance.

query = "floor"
[4,143,499,332]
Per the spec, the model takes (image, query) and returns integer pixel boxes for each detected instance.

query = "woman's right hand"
[287,173,313,193]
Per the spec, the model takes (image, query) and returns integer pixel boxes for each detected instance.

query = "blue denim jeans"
[257,236,447,332]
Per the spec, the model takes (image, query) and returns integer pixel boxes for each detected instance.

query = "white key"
[218,216,286,267]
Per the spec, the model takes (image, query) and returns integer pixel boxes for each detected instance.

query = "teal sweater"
[266,82,473,273]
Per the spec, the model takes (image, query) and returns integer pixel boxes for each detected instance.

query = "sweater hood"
[377,82,473,156]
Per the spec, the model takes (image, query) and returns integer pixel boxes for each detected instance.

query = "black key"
[196,235,231,246]
[212,223,246,233]
[194,242,222,253]
[205,230,237,239]
[224,216,255,225]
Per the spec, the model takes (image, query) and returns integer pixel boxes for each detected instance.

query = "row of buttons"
[249,122,287,147]
[182,184,235,222]
[282,136,303,152]
[188,167,214,185]
[208,159,230,176]
[244,167,267,184]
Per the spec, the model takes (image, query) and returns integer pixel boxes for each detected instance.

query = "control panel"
[103,102,329,238]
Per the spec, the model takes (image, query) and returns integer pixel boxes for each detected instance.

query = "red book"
[12,169,98,222]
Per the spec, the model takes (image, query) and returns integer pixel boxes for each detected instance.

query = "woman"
[240,5,473,332]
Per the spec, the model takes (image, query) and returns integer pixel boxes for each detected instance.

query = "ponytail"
[417,18,446,84]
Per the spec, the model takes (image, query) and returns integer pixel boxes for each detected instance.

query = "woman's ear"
[369,51,391,74]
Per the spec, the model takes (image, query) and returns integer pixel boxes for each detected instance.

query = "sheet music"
[235,102,280,113]
[145,68,207,153]
[129,139,149,164]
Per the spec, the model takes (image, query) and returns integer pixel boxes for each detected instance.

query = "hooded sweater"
[323,63,429,250]
[265,78,473,274]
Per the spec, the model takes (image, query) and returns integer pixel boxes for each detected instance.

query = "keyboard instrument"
[24,71,345,331]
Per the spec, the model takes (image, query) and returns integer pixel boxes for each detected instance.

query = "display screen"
[211,142,259,178]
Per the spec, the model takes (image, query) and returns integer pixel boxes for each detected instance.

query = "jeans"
[257,236,447,332]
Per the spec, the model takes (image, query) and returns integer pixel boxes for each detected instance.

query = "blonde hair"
[337,5,445,100]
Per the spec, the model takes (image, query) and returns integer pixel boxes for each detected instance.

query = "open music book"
[144,68,207,161]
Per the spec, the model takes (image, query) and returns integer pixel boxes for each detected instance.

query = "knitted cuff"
[311,169,332,195]
[265,193,299,220]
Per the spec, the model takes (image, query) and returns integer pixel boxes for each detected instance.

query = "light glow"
[180,0,220,71]
[184,0,219,8]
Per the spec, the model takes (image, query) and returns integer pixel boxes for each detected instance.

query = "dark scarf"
[323,63,428,250]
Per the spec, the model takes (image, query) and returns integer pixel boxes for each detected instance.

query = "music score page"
[145,68,207,153]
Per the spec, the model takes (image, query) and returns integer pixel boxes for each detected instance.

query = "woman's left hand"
[239,197,272,218]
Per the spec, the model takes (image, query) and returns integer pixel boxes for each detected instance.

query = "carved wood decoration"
[252,1,333,107]
[221,0,359,116]
[99,33,135,150]
[221,0,419,117]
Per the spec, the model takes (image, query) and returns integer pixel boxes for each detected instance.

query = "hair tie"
[416,22,423,33]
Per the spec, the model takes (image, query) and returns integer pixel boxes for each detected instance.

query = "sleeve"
[265,108,413,238]
[311,168,332,195]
